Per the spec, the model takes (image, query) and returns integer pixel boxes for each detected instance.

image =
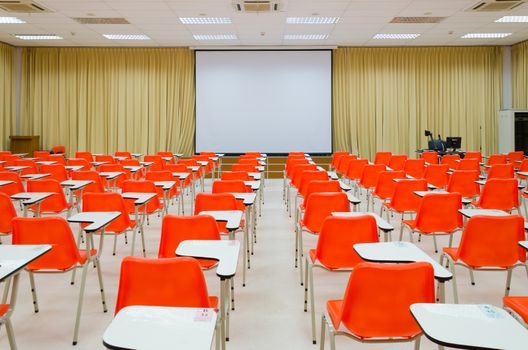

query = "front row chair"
[320,262,435,350]
[12,217,107,346]
[441,215,526,304]
[504,296,528,328]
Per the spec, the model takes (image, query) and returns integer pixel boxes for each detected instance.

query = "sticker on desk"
[478,304,504,319]
[194,309,213,322]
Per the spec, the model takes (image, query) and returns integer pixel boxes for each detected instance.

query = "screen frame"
[193,49,334,156]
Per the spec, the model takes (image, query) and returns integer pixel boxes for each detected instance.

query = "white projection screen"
[195,50,332,154]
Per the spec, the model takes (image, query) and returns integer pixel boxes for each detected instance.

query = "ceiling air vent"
[0,1,50,13]
[234,1,280,12]
[390,17,446,24]
[468,0,526,12]
[73,17,130,25]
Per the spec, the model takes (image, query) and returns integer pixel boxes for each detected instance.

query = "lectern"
[9,135,39,154]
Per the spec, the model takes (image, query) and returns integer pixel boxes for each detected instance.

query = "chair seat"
[443,247,458,261]
[0,304,9,317]
[402,219,417,230]
[504,296,528,323]
[326,300,344,330]
[209,296,219,310]
[78,249,98,265]
[199,258,219,270]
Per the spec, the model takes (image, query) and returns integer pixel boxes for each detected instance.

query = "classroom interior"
[1,1,528,349]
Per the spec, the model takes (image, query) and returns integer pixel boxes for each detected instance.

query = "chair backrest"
[345,159,369,181]
[67,158,91,171]
[291,164,318,188]
[388,155,408,171]
[0,171,25,195]
[423,164,449,188]
[231,163,257,172]
[336,155,358,175]
[331,152,349,168]
[458,215,526,266]
[487,163,515,179]
[389,179,428,213]
[12,217,82,271]
[414,193,463,233]
[47,154,66,165]
[51,145,66,154]
[476,178,519,211]
[71,170,105,193]
[421,151,439,165]
[302,192,350,233]
[144,155,165,171]
[486,154,508,166]
[518,159,528,172]
[403,159,426,179]
[315,216,379,269]
[372,171,406,200]
[158,215,220,258]
[359,164,386,189]
[114,257,213,315]
[374,152,392,166]
[14,159,38,175]
[507,151,524,163]
[157,152,175,164]
[440,154,460,169]
[212,180,250,207]
[145,170,175,182]
[121,180,162,213]
[95,155,116,164]
[34,151,50,160]
[0,192,17,234]
[27,179,69,213]
[115,151,132,159]
[75,152,93,163]
[302,180,342,207]
[286,158,309,178]
[165,163,191,173]
[221,171,250,181]
[39,164,68,182]
[447,170,480,198]
[298,171,329,198]
[82,192,132,232]
[245,152,262,157]
[238,158,259,166]
[120,158,140,167]
[2,155,20,166]
[339,262,435,338]
[456,158,480,172]
[464,151,482,163]
[194,193,238,215]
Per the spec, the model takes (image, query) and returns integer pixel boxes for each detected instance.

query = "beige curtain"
[333,47,502,159]
[20,47,195,156]
[0,42,15,150]
[513,40,528,108]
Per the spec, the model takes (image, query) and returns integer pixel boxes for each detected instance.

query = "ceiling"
[1,0,528,47]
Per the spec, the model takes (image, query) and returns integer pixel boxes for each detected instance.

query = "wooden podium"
[10,136,40,155]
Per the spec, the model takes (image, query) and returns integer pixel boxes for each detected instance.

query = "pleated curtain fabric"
[333,47,502,159]
[0,42,15,150]
[513,40,528,109]
[20,47,195,156]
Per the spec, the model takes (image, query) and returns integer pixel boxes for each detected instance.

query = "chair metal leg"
[72,263,89,345]
[414,336,421,350]
[94,259,108,313]
[448,259,459,304]
[432,235,438,253]
[112,234,117,256]
[140,227,146,258]
[230,278,235,311]
[506,268,513,296]
[309,262,317,344]
[28,272,38,313]
[299,230,304,286]
[294,224,299,268]
[319,314,326,350]
[329,328,336,350]
[304,258,309,312]
[5,319,17,350]
[469,269,475,285]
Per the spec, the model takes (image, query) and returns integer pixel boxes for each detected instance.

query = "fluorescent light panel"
[495,16,528,23]
[462,33,512,38]
[15,34,62,40]
[180,17,232,24]
[0,17,25,24]
[193,34,237,40]
[286,17,339,24]
[103,34,150,40]
[373,33,420,39]
[284,34,328,40]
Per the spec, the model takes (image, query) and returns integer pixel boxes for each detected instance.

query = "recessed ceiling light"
[180,17,232,24]
[373,33,420,39]
[103,34,150,40]
[286,17,339,24]
[284,34,328,40]
[495,16,528,23]
[193,34,237,40]
[15,34,63,40]
[461,33,512,38]
[0,17,26,24]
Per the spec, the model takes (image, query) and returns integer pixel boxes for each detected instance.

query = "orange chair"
[121,180,164,224]
[194,193,242,234]
[503,296,528,327]
[158,215,220,269]
[487,163,515,179]
[335,155,358,177]
[212,180,250,211]
[401,193,462,252]
[0,171,25,196]
[75,152,94,163]
[113,256,221,348]
[157,151,175,165]
[39,164,68,182]
[464,151,482,163]
[382,179,427,223]
[120,158,143,179]
[404,159,426,179]
[440,154,460,169]
[2,155,20,167]
[245,151,262,157]
[71,170,106,195]
[284,158,309,199]
[372,170,406,215]
[178,159,203,180]
[27,179,72,216]
[34,151,50,160]
[421,151,439,165]
[320,262,435,349]
[330,152,349,170]
[50,145,65,154]
[507,151,524,164]
[97,163,130,190]
[344,158,369,192]
[485,154,508,168]
[295,171,329,222]
[67,158,91,171]
[472,178,519,212]
[305,216,379,344]
[193,155,214,174]
[145,170,181,213]
[388,155,407,171]
[0,192,16,242]
[456,158,480,172]
[288,164,318,214]
[297,180,342,224]
[94,155,115,165]
[296,192,350,284]
[14,159,38,175]
[47,154,66,165]
[441,215,525,303]
[358,164,386,210]
[165,163,193,189]
[12,216,106,345]
[231,163,257,172]
[423,164,449,189]
[144,155,165,171]
[221,171,250,181]
[446,170,480,200]
[374,152,392,166]
[115,151,132,159]
[82,192,139,256]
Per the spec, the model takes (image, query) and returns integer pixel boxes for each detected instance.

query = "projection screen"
[195,50,332,154]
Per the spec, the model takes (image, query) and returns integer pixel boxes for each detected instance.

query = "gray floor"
[1,179,527,349]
